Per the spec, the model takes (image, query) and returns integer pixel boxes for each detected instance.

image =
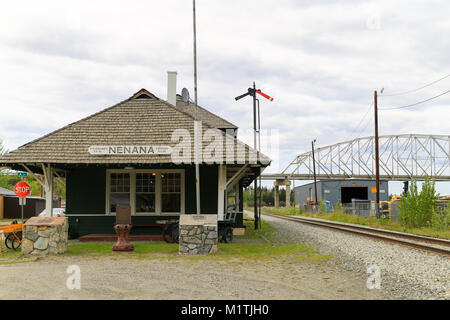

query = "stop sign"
[14,182,31,198]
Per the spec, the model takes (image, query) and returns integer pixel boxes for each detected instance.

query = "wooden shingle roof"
[175,95,237,130]
[0,89,270,166]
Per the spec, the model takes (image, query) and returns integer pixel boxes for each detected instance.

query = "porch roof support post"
[226,163,249,193]
[42,164,53,217]
[217,164,227,221]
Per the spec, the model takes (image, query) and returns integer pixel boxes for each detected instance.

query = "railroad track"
[261,212,450,256]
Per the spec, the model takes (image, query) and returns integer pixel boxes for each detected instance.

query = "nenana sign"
[88,145,172,155]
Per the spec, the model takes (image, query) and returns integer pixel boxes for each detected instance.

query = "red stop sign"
[14,182,31,198]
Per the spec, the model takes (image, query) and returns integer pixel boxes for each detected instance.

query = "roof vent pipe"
[167,71,177,106]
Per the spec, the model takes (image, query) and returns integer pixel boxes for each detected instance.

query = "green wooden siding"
[66,167,106,214]
[65,164,245,238]
[185,165,218,214]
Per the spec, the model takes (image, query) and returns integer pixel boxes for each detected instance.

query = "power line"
[381,74,450,97]
[354,112,373,138]
[346,103,373,141]
[379,89,450,110]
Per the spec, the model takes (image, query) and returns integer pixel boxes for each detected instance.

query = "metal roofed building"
[0,74,271,238]
[294,179,389,208]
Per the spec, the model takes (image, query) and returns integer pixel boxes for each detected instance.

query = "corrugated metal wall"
[294,180,389,207]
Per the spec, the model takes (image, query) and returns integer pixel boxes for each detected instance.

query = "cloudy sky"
[0,0,449,194]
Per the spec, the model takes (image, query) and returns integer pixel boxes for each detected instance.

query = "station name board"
[88,145,172,155]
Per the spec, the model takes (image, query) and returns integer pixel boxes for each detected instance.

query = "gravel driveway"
[0,253,386,300]
[2,214,446,300]
[261,213,450,299]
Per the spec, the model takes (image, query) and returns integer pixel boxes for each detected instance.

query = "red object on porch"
[79,234,164,242]
[112,224,134,251]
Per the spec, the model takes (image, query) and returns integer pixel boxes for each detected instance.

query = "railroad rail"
[261,212,450,256]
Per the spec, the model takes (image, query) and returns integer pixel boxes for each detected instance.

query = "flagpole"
[193,0,201,214]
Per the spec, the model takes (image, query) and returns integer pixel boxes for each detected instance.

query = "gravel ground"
[261,213,450,300]
[0,253,385,300]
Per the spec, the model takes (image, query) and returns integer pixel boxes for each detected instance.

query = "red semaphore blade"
[256,90,274,101]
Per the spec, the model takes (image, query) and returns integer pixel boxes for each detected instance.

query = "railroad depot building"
[0,73,270,238]
[294,179,389,207]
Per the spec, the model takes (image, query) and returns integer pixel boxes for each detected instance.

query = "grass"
[0,217,331,263]
[0,219,16,223]
[0,248,26,265]
[65,242,179,256]
[258,207,303,216]
[216,218,327,261]
[261,207,450,239]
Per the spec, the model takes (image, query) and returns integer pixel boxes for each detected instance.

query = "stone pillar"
[274,184,279,208]
[0,231,5,252]
[179,214,218,254]
[285,183,291,207]
[22,217,68,255]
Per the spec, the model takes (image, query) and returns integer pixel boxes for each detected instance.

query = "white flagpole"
[193,0,201,214]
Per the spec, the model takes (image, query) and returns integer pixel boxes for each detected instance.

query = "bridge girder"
[271,134,450,181]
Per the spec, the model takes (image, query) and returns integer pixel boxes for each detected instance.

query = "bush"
[334,200,342,212]
[318,201,328,214]
[431,202,450,230]
[399,178,439,228]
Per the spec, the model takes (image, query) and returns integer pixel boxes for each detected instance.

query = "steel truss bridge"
[261,134,450,181]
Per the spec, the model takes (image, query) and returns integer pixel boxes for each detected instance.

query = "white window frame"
[106,169,185,216]
[135,172,157,214]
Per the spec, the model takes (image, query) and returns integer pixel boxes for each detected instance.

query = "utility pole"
[292,177,295,210]
[312,139,318,212]
[374,90,380,218]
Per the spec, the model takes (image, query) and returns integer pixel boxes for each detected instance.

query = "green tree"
[399,178,439,228]
[243,186,294,207]
[0,171,65,198]
[431,202,450,230]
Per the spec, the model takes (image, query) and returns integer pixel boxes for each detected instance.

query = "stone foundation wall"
[22,217,68,255]
[179,225,218,254]
[179,214,218,255]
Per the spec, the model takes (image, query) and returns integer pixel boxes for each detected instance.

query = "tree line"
[243,186,294,207]
[0,139,65,198]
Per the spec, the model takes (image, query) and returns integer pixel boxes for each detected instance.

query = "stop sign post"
[14,181,30,223]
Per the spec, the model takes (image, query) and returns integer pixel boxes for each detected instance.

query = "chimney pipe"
[167,71,177,106]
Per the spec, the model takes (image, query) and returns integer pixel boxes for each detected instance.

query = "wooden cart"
[0,222,24,251]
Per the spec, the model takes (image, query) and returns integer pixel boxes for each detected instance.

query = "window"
[136,173,156,213]
[110,173,130,212]
[107,170,184,215]
[161,172,181,213]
